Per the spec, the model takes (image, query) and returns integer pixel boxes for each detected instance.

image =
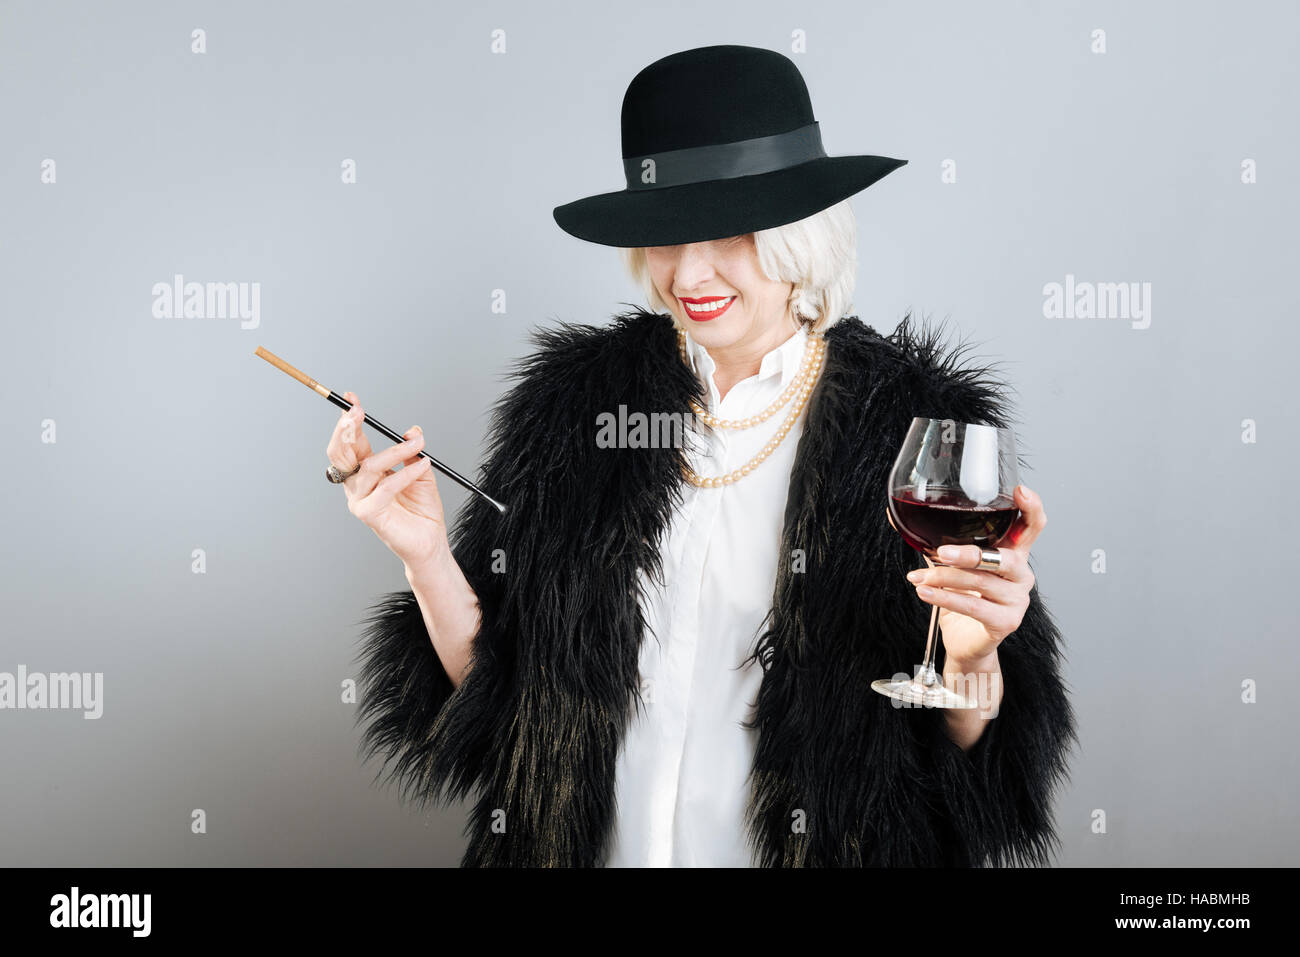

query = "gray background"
[2,0,1296,866]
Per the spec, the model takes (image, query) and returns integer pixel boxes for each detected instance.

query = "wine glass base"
[871,677,977,710]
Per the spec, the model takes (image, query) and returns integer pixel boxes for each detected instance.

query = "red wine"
[889,486,1018,554]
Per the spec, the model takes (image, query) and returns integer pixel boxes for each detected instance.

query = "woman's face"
[645,234,795,353]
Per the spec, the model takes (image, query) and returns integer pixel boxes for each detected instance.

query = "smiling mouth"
[679,296,736,321]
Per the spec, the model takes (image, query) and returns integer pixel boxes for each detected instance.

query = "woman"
[326,45,1076,867]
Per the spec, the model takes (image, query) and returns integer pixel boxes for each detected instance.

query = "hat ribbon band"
[623,121,826,191]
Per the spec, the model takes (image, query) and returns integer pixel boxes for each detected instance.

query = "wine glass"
[871,417,1021,709]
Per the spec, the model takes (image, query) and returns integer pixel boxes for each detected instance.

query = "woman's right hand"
[327,391,449,569]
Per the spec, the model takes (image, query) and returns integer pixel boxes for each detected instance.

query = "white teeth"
[683,296,735,313]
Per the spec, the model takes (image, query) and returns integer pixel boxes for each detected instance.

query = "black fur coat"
[354,306,1077,867]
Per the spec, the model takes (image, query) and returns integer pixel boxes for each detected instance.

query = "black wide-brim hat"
[553,44,906,248]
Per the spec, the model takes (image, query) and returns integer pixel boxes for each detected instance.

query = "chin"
[681,311,744,345]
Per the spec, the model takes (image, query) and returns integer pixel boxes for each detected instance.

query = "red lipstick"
[678,295,737,322]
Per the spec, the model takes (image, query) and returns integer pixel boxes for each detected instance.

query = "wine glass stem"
[919,602,941,688]
[918,553,941,688]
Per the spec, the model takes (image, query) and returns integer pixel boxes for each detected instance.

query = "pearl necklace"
[676,328,827,488]
[676,328,823,429]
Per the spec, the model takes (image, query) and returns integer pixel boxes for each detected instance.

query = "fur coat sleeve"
[881,315,1077,868]
[352,317,680,833]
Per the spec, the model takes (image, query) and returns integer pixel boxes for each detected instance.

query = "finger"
[326,392,372,472]
[355,456,432,518]
[340,392,373,461]
[1004,484,1047,552]
[351,426,421,488]
[907,564,1022,604]
[398,432,446,515]
[365,427,425,474]
[913,585,1020,637]
[399,425,425,467]
[352,427,425,498]
[933,542,1031,583]
[326,394,360,470]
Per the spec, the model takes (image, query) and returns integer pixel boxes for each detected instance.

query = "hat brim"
[552,155,906,247]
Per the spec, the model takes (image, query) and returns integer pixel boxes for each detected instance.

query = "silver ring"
[976,548,1002,571]
[326,461,362,484]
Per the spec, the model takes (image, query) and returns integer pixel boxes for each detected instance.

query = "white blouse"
[607,321,814,867]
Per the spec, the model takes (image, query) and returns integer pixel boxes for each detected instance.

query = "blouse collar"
[682,322,811,411]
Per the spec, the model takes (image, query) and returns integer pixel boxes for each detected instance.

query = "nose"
[674,243,717,293]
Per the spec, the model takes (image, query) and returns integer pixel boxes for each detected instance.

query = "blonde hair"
[617,199,857,335]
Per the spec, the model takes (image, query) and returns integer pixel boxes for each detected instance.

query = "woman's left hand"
[892,484,1047,670]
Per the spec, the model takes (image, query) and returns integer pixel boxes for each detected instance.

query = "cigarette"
[255,346,508,515]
